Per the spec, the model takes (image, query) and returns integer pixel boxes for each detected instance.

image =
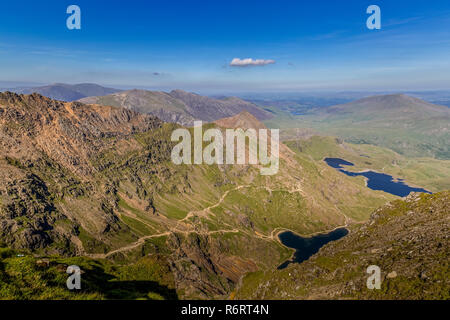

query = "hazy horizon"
[2,80,450,97]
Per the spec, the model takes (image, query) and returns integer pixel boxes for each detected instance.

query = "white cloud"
[230,58,275,67]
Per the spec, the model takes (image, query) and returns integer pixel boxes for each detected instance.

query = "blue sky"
[1,0,449,93]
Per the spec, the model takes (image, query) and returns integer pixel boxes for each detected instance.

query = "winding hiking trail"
[85,182,354,259]
[177,184,248,225]
[88,232,172,259]
[87,185,249,259]
[88,228,241,259]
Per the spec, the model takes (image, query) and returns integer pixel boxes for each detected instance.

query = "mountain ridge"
[3,83,121,102]
[278,93,450,159]
[79,89,272,125]
[325,93,450,116]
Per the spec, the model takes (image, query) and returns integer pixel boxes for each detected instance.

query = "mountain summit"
[326,94,450,116]
[214,111,267,130]
[305,94,450,159]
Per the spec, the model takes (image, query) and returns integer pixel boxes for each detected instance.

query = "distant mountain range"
[2,83,121,101]
[241,90,450,108]
[276,94,450,159]
[79,89,273,125]
[0,83,273,125]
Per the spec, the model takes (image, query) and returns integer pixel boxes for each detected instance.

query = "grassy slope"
[88,129,395,298]
[236,191,450,300]
[0,248,176,300]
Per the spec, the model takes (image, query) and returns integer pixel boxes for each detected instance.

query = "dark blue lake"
[324,158,431,197]
[277,228,349,269]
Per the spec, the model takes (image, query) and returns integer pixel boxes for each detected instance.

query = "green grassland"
[0,247,177,300]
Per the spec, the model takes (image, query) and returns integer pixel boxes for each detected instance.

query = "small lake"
[277,228,349,270]
[324,157,431,197]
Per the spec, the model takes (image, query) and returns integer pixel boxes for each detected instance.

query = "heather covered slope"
[236,191,450,300]
[79,89,272,126]
[215,111,267,130]
[0,93,400,298]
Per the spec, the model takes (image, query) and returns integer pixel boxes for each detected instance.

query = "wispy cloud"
[309,30,346,41]
[383,16,422,28]
[230,58,275,67]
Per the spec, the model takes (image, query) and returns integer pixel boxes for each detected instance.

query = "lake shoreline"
[323,157,431,197]
[320,156,427,190]
[276,227,350,270]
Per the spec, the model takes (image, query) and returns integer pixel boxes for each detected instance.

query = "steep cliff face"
[0,92,162,253]
[0,92,162,175]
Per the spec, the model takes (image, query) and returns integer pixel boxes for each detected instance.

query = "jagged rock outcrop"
[0,92,162,254]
